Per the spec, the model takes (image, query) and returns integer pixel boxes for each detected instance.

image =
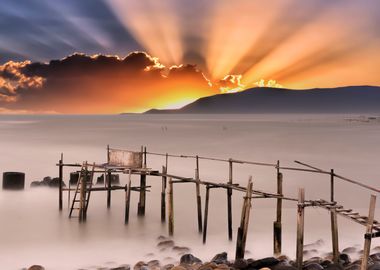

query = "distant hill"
[143,86,380,114]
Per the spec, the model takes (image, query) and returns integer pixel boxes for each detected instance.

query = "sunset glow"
[0,0,379,113]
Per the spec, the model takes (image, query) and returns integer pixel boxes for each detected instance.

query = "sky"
[0,0,379,113]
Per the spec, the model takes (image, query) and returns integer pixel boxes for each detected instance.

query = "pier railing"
[57,145,379,270]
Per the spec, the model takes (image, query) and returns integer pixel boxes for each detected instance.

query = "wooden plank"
[107,170,111,208]
[168,177,174,236]
[361,195,377,270]
[296,188,305,270]
[138,172,146,216]
[331,208,339,263]
[203,186,210,244]
[274,161,283,256]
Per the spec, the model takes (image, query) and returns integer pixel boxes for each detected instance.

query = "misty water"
[0,114,380,270]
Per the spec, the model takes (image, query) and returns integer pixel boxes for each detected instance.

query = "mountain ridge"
[142,86,380,114]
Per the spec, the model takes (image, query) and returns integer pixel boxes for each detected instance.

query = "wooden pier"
[57,145,380,269]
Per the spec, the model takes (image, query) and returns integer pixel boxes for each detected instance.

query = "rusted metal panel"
[108,149,143,168]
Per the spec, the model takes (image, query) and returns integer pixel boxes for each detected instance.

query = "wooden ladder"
[69,162,95,221]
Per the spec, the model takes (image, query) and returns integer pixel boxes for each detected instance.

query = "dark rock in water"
[157,235,167,241]
[371,253,380,262]
[320,260,332,268]
[271,265,297,270]
[342,247,357,254]
[147,260,160,268]
[339,254,351,266]
[180,254,202,265]
[111,265,130,270]
[3,172,25,190]
[233,258,248,269]
[303,263,323,270]
[27,266,45,270]
[134,261,147,270]
[157,240,175,248]
[173,246,191,254]
[248,257,280,269]
[30,181,41,187]
[162,264,175,270]
[48,177,66,188]
[212,252,228,265]
[305,257,323,265]
[344,264,360,270]
[324,263,344,270]
[105,174,120,185]
[198,262,218,270]
[368,262,380,270]
[41,176,51,186]
[171,266,187,270]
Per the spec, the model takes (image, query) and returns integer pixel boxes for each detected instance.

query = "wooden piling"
[59,153,63,211]
[138,146,147,216]
[235,177,253,260]
[161,166,167,222]
[296,188,305,270]
[274,160,283,256]
[330,169,339,264]
[360,194,377,270]
[107,169,111,209]
[168,177,174,236]
[125,170,132,224]
[227,159,233,241]
[196,155,203,233]
[203,185,210,244]
[79,163,87,222]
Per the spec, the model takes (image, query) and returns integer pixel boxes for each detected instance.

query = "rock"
[134,261,147,270]
[371,253,380,262]
[248,257,280,269]
[148,260,160,268]
[305,257,323,265]
[339,254,351,266]
[111,265,130,270]
[233,258,248,269]
[369,263,380,270]
[70,172,80,185]
[30,181,41,187]
[342,247,357,254]
[324,263,344,270]
[162,264,175,270]
[106,174,120,185]
[27,266,45,270]
[215,264,229,270]
[320,260,332,268]
[198,262,218,270]
[180,254,202,265]
[173,246,191,254]
[158,240,175,248]
[157,235,167,241]
[171,266,187,270]
[344,264,360,270]
[48,177,65,187]
[270,266,296,270]
[212,252,228,265]
[97,174,105,185]
[3,172,25,190]
[303,263,323,270]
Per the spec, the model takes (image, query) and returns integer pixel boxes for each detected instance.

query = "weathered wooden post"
[227,158,233,241]
[330,169,339,264]
[361,194,377,270]
[235,177,253,260]
[168,177,174,236]
[296,188,305,270]
[107,169,112,209]
[79,163,88,222]
[203,185,210,244]
[59,153,63,211]
[161,165,167,222]
[274,160,283,256]
[195,155,203,233]
[138,146,147,216]
[125,170,132,224]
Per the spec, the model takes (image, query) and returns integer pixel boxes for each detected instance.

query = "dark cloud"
[0,52,214,113]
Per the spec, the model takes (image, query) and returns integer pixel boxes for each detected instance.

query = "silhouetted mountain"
[144,86,380,114]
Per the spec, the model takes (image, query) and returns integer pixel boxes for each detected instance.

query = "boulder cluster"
[30,176,65,188]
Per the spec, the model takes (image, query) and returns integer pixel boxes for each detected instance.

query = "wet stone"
[180,254,202,265]
[212,252,228,265]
